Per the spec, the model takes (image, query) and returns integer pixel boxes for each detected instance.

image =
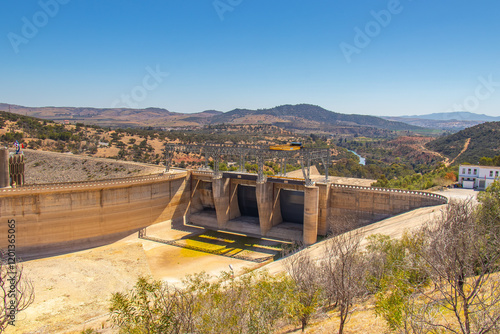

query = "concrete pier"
[256,182,273,235]
[303,185,319,245]
[271,187,283,227]
[212,177,230,229]
[317,183,329,236]
[255,182,284,236]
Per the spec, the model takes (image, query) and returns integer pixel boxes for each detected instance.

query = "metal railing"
[0,171,188,194]
[330,183,448,203]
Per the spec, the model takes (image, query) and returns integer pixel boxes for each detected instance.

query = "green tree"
[404,199,500,334]
[110,277,196,334]
[111,272,294,334]
[322,228,368,334]
[284,250,322,332]
[373,174,389,188]
[365,233,429,332]
[477,180,500,232]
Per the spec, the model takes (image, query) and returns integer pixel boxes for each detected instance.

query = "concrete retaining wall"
[0,170,449,257]
[0,173,190,257]
[329,184,448,231]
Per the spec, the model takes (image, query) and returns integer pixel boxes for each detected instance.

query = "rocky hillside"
[425,121,500,164]
[0,103,202,128]
[22,150,164,184]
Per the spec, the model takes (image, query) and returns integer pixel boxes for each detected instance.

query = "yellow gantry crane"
[269,142,303,151]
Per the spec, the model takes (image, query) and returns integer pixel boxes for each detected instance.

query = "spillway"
[280,189,304,224]
[237,185,257,217]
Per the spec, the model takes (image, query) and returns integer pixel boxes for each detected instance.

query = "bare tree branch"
[406,199,500,334]
[0,250,35,332]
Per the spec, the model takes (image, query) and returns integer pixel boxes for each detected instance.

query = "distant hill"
[182,110,223,123]
[1,103,421,132]
[383,116,481,131]
[404,111,500,122]
[0,103,198,128]
[207,104,421,131]
[425,121,500,164]
[384,112,500,131]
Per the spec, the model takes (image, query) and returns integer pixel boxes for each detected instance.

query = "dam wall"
[0,169,448,257]
[329,184,448,232]
[188,173,447,245]
[0,172,190,257]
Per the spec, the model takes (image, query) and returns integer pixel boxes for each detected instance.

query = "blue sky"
[1,0,500,117]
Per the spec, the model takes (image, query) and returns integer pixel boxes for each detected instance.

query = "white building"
[459,164,500,190]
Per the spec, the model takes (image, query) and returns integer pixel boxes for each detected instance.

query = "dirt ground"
[10,223,272,334]
[22,149,164,184]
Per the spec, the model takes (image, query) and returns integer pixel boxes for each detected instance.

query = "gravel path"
[20,149,165,184]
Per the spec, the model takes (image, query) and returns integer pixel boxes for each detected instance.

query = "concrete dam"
[0,169,447,258]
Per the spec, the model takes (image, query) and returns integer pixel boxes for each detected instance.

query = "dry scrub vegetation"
[104,183,500,334]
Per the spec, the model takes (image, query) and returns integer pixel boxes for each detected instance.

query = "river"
[347,150,366,165]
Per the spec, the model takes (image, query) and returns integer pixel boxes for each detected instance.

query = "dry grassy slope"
[22,149,164,184]
[426,121,500,164]
[388,136,445,164]
[1,116,171,168]
[0,103,205,128]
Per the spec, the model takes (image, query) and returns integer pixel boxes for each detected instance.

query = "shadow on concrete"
[142,228,284,263]
[19,228,142,261]
[170,216,206,234]
[183,231,281,256]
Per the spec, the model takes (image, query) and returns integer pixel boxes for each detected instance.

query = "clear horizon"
[2,1,500,117]
[2,101,500,119]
